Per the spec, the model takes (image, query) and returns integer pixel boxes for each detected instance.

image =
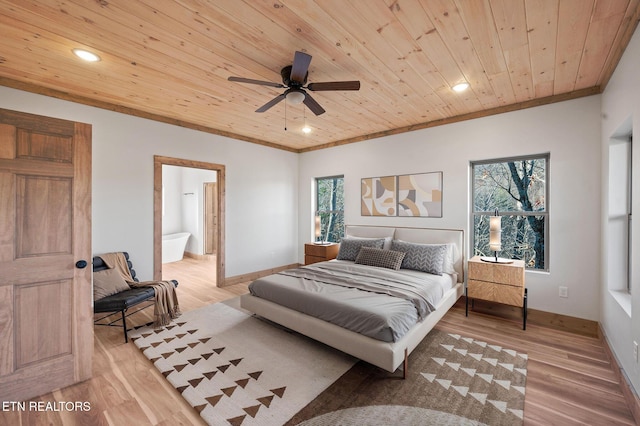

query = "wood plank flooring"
[0,258,635,425]
[439,305,636,425]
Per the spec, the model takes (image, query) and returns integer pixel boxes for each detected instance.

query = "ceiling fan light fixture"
[286,90,305,105]
[452,82,469,92]
[228,51,358,116]
[72,48,101,62]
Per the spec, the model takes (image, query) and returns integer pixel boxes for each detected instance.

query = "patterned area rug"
[287,329,527,426]
[128,302,355,426]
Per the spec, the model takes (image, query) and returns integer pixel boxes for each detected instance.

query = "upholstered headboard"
[344,225,464,282]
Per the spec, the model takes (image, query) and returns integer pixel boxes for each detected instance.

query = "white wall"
[300,95,602,322]
[162,165,183,235]
[0,86,299,280]
[601,27,640,394]
[162,165,218,256]
[181,166,217,255]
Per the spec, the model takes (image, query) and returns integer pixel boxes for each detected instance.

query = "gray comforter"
[248,261,446,342]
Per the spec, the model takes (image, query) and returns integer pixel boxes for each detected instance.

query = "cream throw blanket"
[100,252,181,328]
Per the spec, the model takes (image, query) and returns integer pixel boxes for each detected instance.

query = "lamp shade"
[286,90,305,105]
[314,216,322,238]
[489,215,502,252]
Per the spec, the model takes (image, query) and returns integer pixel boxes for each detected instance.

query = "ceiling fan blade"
[256,94,286,112]
[307,81,361,91]
[303,93,326,116]
[290,51,312,84]
[228,76,284,88]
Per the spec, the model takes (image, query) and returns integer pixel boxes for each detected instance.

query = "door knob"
[75,260,88,269]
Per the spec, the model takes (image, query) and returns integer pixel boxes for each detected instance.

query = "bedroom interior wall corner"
[0,84,300,287]
[299,95,602,325]
[600,25,640,397]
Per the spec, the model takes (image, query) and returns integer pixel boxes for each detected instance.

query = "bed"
[240,225,464,377]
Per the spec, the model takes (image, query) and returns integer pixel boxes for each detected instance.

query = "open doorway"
[153,155,225,286]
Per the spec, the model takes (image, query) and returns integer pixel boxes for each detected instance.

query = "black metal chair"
[93,252,178,342]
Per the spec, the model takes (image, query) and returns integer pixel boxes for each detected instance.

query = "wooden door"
[204,182,217,255]
[0,108,92,401]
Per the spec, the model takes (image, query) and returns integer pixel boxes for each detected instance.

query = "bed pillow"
[390,240,448,275]
[354,247,406,270]
[93,268,130,301]
[440,243,459,275]
[343,234,393,250]
[394,240,460,274]
[337,237,385,261]
[392,240,458,275]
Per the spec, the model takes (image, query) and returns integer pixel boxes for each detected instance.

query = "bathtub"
[162,232,190,263]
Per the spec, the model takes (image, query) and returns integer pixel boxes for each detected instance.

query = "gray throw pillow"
[337,238,385,261]
[390,240,448,275]
[354,247,406,270]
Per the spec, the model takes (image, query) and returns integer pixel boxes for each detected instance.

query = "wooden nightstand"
[466,255,527,329]
[304,243,339,265]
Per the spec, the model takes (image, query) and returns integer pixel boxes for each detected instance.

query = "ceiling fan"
[228,51,360,116]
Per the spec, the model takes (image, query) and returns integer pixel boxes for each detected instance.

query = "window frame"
[315,175,345,243]
[470,153,550,271]
[629,134,633,293]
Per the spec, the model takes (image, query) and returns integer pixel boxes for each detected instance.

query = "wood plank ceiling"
[0,0,639,152]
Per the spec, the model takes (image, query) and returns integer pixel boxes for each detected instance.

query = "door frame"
[153,155,225,286]
[203,181,217,256]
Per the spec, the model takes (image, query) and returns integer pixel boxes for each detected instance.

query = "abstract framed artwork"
[361,172,443,217]
[361,176,397,216]
[397,172,443,217]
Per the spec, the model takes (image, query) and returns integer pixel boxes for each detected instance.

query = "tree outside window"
[472,155,548,270]
[316,176,344,243]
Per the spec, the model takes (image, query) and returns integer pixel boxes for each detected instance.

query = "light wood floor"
[0,258,636,425]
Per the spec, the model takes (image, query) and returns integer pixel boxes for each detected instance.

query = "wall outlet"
[559,286,568,298]
[634,341,639,362]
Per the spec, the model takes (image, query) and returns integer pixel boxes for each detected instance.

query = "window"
[471,155,549,270]
[316,175,344,243]
[608,132,632,294]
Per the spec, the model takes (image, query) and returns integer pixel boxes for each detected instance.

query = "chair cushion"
[94,287,156,313]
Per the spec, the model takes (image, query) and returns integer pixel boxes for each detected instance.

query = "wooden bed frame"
[240,225,465,377]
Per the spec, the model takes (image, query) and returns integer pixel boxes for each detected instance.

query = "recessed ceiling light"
[302,125,312,134]
[452,82,469,92]
[72,49,101,62]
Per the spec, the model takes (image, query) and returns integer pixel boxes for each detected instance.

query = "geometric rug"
[128,302,356,426]
[286,329,527,426]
